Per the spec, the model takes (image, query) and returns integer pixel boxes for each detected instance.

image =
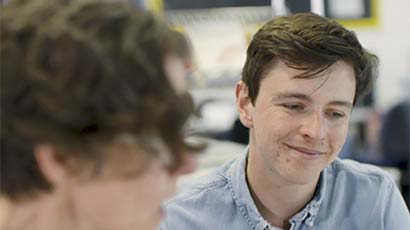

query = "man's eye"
[282,103,305,111]
[327,110,345,118]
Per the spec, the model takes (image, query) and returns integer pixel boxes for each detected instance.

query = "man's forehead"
[265,60,354,78]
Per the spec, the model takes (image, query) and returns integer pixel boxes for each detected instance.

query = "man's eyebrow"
[328,100,353,109]
[273,92,353,109]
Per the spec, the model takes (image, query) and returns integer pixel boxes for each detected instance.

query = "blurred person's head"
[236,13,378,186]
[1,0,201,229]
[163,30,195,93]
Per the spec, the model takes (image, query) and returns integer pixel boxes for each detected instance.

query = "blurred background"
[3,0,409,207]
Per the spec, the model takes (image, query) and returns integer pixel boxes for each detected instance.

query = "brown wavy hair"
[242,12,379,105]
[1,0,201,200]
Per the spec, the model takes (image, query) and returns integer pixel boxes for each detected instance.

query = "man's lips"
[285,144,325,158]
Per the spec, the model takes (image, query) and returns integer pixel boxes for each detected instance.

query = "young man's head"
[1,0,200,229]
[242,13,377,106]
[236,13,378,185]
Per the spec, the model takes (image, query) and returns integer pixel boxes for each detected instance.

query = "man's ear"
[235,80,254,129]
[34,144,68,187]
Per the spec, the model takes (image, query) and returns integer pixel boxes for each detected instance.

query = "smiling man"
[161,13,410,230]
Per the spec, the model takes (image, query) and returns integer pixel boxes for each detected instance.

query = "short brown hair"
[1,0,200,200]
[242,12,378,105]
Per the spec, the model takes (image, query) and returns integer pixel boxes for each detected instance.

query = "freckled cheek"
[264,126,294,156]
[270,137,291,163]
[262,131,283,156]
[255,111,296,160]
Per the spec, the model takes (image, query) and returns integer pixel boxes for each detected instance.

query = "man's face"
[238,60,355,185]
[61,135,196,230]
[164,54,193,94]
[69,159,176,230]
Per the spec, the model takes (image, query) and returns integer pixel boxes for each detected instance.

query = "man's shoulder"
[168,160,233,206]
[327,158,396,192]
[161,160,238,229]
[331,158,393,181]
[316,159,409,228]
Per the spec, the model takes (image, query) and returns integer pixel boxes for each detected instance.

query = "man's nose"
[299,110,327,142]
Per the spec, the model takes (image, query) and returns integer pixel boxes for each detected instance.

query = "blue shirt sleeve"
[383,177,410,229]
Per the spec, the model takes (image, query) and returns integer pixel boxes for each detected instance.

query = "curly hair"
[1,0,200,200]
[242,12,379,105]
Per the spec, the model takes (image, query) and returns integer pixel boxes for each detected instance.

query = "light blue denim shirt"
[161,148,410,230]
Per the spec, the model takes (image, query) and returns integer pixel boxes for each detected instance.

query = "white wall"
[354,0,410,111]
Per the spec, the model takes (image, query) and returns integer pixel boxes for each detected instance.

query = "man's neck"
[3,194,74,230]
[246,151,319,228]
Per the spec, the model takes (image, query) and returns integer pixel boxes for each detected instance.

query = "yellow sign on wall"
[326,0,379,28]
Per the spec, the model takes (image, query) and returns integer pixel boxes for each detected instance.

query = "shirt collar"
[290,169,326,227]
[227,147,327,229]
